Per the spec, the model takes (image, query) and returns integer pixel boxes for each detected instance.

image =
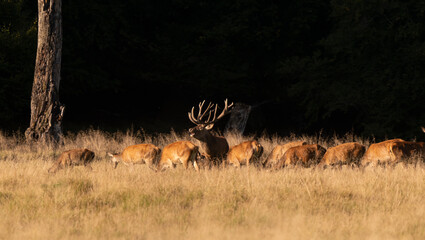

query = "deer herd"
[47,100,425,173]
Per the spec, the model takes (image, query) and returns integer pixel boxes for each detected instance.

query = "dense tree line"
[1,0,425,139]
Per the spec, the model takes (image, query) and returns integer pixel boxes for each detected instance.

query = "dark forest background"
[1,0,425,140]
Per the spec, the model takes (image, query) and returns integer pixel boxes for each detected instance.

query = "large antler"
[188,99,234,125]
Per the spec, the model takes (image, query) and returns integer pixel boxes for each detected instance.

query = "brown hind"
[276,144,326,169]
[157,141,199,172]
[263,141,307,168]
[318,142,365,168]
[226,140,263,168]
[108,143,161,170]
[361,139,405,166]
[48,148,95,174]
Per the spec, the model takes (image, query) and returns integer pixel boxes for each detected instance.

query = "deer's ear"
[205,123,215,130]
[107,153,114,157]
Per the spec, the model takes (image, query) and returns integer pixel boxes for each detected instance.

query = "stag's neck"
[195,133,228,158]
[197,134,216,153]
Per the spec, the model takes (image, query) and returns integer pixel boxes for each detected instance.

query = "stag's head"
[188,99,234,140]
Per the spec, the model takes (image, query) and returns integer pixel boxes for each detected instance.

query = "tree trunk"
[225,103,251,134]
[25,0,64,143]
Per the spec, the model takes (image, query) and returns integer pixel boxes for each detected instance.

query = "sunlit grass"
[0,130,424,239]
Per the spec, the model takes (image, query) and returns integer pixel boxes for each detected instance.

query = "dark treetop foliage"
[1,0,425,140]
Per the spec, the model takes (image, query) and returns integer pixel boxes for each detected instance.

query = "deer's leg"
[160,162,170,172]
[193,160,199,171]
[231,159,240,168]
[182,159,189,169]
[221,159,228,168]
[85,164,93,171]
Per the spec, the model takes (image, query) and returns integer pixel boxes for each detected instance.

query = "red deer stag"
[107,144,161,170]
[226,140,264,168]
[157,141,200,172]
[48,148,95,174]
[188,99,234,167]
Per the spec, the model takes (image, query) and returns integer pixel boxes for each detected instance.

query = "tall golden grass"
[0,129,424,239]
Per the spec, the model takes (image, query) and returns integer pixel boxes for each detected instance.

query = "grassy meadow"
[0,130,425,239]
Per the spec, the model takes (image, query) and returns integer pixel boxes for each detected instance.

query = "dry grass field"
[0,130,425,239]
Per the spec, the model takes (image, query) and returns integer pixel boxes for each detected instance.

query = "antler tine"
[209,103,218,123]
[205,108,213,123]
[227,99,234,109]
[188,112,195,124]
[197,100,206,120]
[198,102,214,122]
[215,99,234,121]
[188,99,234,125]
[188,106,199,124]
[189,100,218,125]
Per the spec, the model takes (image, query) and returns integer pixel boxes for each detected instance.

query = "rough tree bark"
[25,0,64,143]
[225,103,252,134]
